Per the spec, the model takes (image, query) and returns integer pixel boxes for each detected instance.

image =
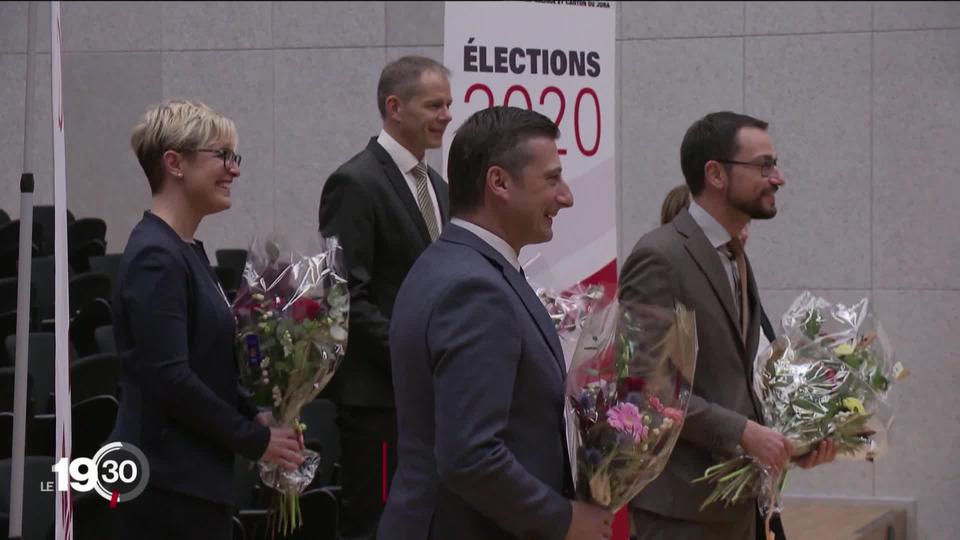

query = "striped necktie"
[413,162,440,242]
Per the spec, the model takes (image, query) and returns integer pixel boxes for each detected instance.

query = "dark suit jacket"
[110,212,269,505]
[318,137,449,408]
[379,224,573,540]
[619,208,764,527]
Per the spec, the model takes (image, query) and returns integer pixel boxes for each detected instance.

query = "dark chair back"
[4,333,61,415]
[69,299,112,358]
[214,265,241,295]
[0,456,56,540]
[88,254,122,297]
[0,366,33,416]
[68,272,112,317]
[216,249,248,275]
[232,515,246,540]
[33,205,75,257]
[94,325,116,355]
[70,395,119,459]
[31,256,56,322]
[69,489,116,540]
[299,398,340,487]
[68,240,107,274]
[67,218,106,246]
[0,311,19,366]
[0,277,19,314]
[26,413,54,456]
[0,221,43,278]
[0,412,12,460]
[70,353,120,404]
[68,219,108,272]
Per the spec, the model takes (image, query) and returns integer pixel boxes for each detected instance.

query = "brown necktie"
[413,162,440,242]
[727,237,749,341]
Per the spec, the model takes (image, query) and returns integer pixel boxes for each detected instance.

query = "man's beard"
[729,187,778,220]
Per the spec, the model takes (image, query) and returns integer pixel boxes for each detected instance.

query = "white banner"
[443,0,617,291]
[51,2,73,539]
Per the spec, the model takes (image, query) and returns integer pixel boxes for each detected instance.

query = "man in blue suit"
[380,106,613,540]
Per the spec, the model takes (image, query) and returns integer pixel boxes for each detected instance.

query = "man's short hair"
[447,106,560,216]
[377,56,450,118]
[680,111,768,196]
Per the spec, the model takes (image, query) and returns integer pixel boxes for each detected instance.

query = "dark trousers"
[756,509,787,540]
[115,484,232,540]
[337,406,398,540]
[629,506,754,539]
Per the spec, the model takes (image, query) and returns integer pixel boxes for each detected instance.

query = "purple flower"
[624,391,646,408]
[582,448,604,466]
[605,402,649,443]
[578,392,596,411]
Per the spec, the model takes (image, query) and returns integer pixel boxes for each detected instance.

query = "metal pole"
[9,174,35,540]
[50,3,74,538]
[9,0,39,535]
[23,1,37,173]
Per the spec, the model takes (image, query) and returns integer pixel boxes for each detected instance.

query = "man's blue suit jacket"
[380,223,573,540]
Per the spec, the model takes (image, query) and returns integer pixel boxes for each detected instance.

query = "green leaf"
[802,309,823,338]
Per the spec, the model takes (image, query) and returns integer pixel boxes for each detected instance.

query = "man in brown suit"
[620,112,836,539]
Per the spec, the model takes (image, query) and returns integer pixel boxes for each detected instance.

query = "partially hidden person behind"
[317,55,453,540]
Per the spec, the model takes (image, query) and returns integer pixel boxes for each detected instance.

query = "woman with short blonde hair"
[111,99,303,539]
[130,99,239,194]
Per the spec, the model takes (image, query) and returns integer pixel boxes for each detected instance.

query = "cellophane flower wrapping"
[232,234,348,537]
[566,298,698,512]
[696,291,908,538]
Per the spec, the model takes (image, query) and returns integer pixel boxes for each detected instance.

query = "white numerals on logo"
[53,457,138,492]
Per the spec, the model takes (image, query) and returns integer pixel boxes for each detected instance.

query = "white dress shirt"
[449,218,521,272]
[377,129,443,229]
[688,201,740,313]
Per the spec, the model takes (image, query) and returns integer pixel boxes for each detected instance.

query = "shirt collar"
[688,200,734,249]
[377,129,420,174]
[450,218,521,271]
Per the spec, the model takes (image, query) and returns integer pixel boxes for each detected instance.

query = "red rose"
[290,297,323,323]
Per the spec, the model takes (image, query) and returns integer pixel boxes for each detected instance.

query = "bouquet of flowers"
[233,234,349,538]
[533,281,606,341]
[694,292,908,538]
[566,298,698,511]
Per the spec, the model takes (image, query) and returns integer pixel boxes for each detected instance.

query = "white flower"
[330,324,347,341]
[272,386,282,408]
[260,357,270,369]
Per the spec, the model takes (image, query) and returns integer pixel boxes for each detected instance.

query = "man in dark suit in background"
[620,112,836,539]
[318,55,453,540]
[380,106,612,540]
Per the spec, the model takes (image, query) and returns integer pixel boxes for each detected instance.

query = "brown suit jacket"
[619,208,764,529]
